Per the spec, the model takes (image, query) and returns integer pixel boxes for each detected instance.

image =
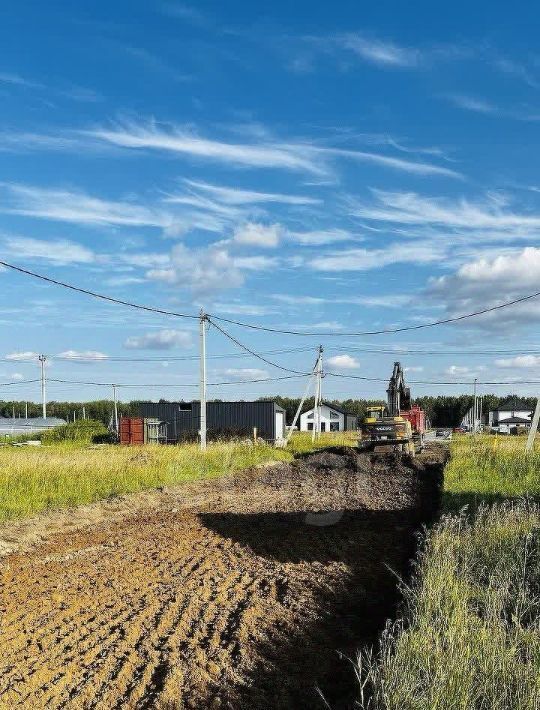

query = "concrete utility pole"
[112,384,118,436]
[199,310,207,451]
[286,350,321,444]
[39,354,47,419]
[526,398,540,453]
[25,401,28,419]
[472,378,478,437]
[312,345,323,442]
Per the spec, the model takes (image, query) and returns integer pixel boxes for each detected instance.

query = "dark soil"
[0,445,447,709]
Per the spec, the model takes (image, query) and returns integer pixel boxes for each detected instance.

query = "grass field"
[361,435,540,710]
[0,431,356,522]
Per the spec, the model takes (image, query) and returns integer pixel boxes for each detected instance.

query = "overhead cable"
[3,259,540,336]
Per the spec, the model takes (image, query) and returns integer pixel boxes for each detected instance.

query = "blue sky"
[2,0,540,404]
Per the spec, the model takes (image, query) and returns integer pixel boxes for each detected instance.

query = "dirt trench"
[0,445,447,709]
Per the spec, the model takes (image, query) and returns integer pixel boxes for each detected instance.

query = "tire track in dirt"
[0,446,447,709]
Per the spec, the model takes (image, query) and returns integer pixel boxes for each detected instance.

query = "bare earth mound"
[0,445,447,709]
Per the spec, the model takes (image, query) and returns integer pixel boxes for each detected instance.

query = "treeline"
[1,394,536,428]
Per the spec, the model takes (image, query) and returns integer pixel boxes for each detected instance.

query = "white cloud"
[184,180,320,205]
[147,243,244,293]
[0,183,182,232]
[11,372,24,380]
[404,366,424,372]
[288,229,355,246]
[233,255,278,270]
[233,222,283,248]
[495,355,540,369]
[445,365,474,376]
[340,35,421,67]
[429,247,540,333]
[124,329,193,350]
[349,189,540,232]
[5,351,39,361]
[86,121,323,174]
[326,354,360,369]
[309,240,445,271]
[0,72,42,88]
[445,94,498,114]
[212,303,276,316]
[86,121,460,179]
[56,350,108,361]
[222,368,269,380]
[2,236,95,264]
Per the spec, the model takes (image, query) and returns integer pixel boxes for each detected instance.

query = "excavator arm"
[386,362,411,416]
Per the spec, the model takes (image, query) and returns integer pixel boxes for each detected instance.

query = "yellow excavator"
[359,363,424,456]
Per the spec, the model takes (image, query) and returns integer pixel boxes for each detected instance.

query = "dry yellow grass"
[0,431,357,521]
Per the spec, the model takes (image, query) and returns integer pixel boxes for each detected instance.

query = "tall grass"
[361,502,540,709]
[359,435,540,709]
[0,431,352,522]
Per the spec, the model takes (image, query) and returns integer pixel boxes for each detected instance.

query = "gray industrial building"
[136,401,286,443]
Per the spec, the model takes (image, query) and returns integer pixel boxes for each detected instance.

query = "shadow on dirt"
[198,447,447,709]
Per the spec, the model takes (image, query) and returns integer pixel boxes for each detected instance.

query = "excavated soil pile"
[0,445,447,709]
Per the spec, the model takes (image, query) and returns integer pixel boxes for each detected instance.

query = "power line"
[327,373,540,386]
[0,379,41,387]
[0,261,198,320]
[4,258,540,336]
[47,374,308,388]
[207,317,310,375]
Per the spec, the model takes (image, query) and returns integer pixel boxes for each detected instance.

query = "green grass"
[0,431,354,522]
[359,435,540,710]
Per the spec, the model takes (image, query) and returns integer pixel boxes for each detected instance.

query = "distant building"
[299,402,357,433]
[0,417,67,437]
[488,398,533,434]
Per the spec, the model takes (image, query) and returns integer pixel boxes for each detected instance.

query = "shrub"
[41,419,110,444]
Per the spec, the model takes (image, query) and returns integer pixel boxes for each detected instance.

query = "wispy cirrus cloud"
[308,240,446,272]
[0,183,188,234]
[84,120,461,178]
[340,35,421,68]
[183,179,320,205]
[1,236,96,265]
[348,189,540,236]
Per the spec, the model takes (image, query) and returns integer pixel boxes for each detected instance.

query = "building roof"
[0,417,66,434]
[495,397,532,412]
[498,416,532,424]
[303,402,356,417]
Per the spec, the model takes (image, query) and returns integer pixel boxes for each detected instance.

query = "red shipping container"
[120,417,145,445]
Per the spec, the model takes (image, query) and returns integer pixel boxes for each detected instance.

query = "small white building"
[299,402,357,433]
[488,398,533,434]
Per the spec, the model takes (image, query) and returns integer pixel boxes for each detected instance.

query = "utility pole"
[312,345,323,442]
[82,406,86,420]
[199,310,207,451]
[112,384,118,437]
[25,401,28,419]
[472,378,478,438]
[39,354,47,419]
[526,397,540,453]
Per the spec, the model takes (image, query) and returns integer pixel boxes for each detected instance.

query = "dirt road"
[0,446,446,709]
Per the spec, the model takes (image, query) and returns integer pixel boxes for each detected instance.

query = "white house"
[299,402,357,433]
[488,397,533,434]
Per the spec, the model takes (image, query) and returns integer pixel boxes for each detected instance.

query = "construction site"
[0,443,447,709]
